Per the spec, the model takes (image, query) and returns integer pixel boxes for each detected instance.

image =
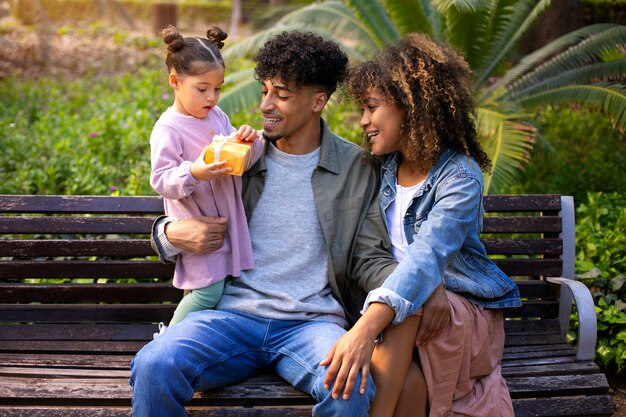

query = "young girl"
[327,34,522,416]
[150,25,262,336]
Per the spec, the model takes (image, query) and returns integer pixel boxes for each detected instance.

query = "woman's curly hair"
[160,24,227,76]
[346,33,491,173]
[254,31,348,96]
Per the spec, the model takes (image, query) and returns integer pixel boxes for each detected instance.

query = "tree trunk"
[520,0,584,54]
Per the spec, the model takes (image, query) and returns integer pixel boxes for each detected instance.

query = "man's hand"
[165,216,228,253]
[415,283,450,345]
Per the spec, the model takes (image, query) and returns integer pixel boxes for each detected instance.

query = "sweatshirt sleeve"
[149,124,200,200]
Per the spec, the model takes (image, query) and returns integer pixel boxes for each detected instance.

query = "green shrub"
[502,106,626,204]
[570,192,626,375]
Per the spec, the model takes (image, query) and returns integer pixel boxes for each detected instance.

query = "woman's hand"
[320,303,394,400]
[415,283,450,345]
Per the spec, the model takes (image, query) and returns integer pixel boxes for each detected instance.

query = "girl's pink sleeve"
[150,124,200,200]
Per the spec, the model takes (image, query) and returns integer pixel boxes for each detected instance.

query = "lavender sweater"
[150,106,262,290]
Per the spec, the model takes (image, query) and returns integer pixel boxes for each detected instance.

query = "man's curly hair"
[346,34,491,173]
[254,31,348,96]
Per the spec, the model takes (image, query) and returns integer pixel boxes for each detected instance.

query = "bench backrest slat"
[0,240,155,257]
[0,216,155,234]
[0,195,164,214]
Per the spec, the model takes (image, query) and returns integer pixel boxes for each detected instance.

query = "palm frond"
[474,0,551,87]
[444,5,491,69]
[432,0,490,13]
[219,74,261,115]
[509,59,626,100]
[277,1,381,56]
[346,0,400,45]
[480,23,618,101]
[382,0,434,37]
[477,107,536,193]
[223,22,369,63]
[503,25,626,99]
[519,83,626,132]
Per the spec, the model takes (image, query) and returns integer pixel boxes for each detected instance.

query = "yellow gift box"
[204,134,253,176]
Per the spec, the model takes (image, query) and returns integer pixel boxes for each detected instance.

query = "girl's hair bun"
[161,24,184,53]
[207,26,228,50]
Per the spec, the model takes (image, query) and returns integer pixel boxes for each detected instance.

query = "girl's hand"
[235,125,259,142]
[191,146,232,181]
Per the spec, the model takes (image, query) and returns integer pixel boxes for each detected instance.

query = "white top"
[386,180,424,261]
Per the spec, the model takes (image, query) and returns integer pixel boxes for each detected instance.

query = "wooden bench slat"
[482,216,562,233]
[0,216,155,234]
[482,238,563,255]
[0,261,174,279]
[0,240,156,257]
[511,395,614,417]
[0,324,155,342]
[482,194,562,212]
[0,340,147,353]
[0,195,163,214]
[0,304,176,324]
[493,258,563,276]
[2,238,564,258]
[506,373,610,397]
[0,283,182,303]
[0,354,134,369]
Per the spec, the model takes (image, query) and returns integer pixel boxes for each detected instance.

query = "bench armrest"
[546,276,597,361]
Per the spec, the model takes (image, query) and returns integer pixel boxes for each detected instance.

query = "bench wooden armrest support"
[0,194,614,417]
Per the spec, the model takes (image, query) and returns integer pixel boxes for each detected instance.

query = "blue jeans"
[129,309,375,417]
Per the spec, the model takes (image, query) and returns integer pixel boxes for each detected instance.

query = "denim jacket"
[363,149,521,324]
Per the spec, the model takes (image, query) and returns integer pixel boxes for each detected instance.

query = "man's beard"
[262,132,282,144]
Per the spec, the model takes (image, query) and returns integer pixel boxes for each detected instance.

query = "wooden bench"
[0,194,614,416]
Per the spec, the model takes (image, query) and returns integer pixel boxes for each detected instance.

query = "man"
[130,31,399,417]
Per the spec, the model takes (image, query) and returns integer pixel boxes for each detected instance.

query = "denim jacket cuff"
[361,287,414,325]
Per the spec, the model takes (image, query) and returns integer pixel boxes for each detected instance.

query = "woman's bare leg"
[393,354,427,417]
[370,315,421,417]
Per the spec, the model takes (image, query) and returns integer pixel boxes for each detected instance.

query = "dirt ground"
[2,17,626,416]
[609,375,626,417]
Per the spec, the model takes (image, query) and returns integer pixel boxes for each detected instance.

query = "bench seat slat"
[0,355,134,369]
[506,374,610,397]
[512,395,614,417]
[0,340,147,353]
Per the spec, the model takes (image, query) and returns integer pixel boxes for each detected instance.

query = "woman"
[322,33,522,417]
